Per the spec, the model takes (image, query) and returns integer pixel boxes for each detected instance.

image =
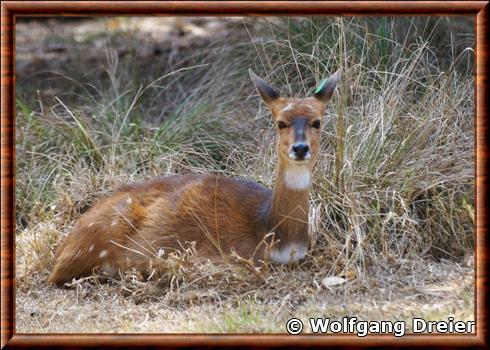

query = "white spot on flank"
[87,222,94,228]
[111,219,118,226]
[270,243,308,264]
[88,244,94,252]
[75,249,81,258]
[282,103,294,112]
[283,166,311,190]
[126,197,132,205]
[99,250,108,258]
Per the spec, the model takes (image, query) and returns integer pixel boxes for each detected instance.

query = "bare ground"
[16,258,473,333]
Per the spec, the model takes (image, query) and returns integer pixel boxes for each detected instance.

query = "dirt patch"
[16,257,473,333]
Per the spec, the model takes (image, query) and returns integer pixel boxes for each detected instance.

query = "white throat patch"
[283,166,311,190]
[269,243,308,264]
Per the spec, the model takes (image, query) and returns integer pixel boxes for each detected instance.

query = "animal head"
[250,69,340,171]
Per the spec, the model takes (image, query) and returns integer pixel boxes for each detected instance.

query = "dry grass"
[15,17,474,333]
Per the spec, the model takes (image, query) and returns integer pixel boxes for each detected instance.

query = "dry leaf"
[322,276,347,288]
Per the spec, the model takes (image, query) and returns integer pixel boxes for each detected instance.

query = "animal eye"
[278,121,288,129]
[312,120,321,129]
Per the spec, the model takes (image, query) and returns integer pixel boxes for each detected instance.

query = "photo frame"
[1,1,488,348]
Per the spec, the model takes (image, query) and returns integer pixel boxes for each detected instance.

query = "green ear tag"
[315,79,327,94]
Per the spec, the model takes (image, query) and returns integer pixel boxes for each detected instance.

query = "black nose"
[292,143,310,159]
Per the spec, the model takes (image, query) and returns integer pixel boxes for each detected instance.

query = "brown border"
[1,1,488,349]
[1,1,488,15]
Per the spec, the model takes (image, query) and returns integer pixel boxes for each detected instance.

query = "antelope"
[48,69,340,286]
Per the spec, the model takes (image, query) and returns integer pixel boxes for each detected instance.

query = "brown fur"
[49,71,339,285]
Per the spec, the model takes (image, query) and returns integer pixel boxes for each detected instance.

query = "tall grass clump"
[241,17,474,278]
[16,17,473,292]
[16,20,256,230]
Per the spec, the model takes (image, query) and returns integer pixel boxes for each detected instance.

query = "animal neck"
[267,161,311,251]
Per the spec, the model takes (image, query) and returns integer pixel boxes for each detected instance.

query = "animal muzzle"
[289,143,311,161]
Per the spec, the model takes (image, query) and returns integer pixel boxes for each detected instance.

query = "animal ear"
[249,69,280,105]
[314,69,341,103]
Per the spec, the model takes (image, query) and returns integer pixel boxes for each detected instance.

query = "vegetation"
[16,17,474,333]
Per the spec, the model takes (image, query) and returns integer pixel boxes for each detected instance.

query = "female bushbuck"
[48,69,340,285]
